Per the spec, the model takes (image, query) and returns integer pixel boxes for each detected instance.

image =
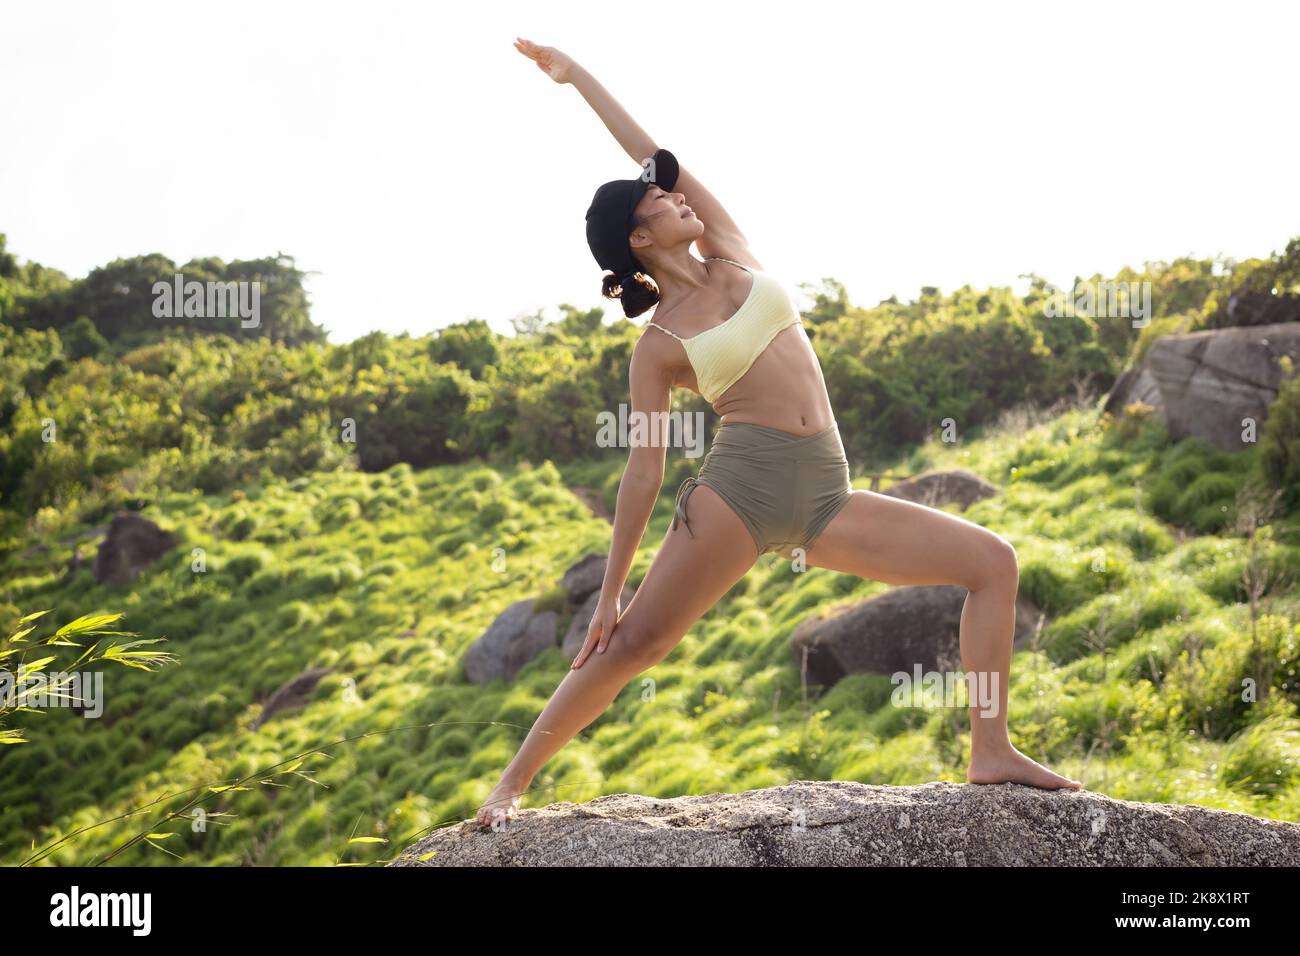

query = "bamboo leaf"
[55,613,125,638]
[68,641,102,669]
[99,640,178,672]
[17,657,56,677]
[145,839,184,860]
[101,639,164,653]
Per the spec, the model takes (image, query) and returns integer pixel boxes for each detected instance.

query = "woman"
[476,38,1082,828]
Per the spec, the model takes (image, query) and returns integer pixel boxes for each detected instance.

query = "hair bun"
[600,269,660,318]
[601,271,628,299]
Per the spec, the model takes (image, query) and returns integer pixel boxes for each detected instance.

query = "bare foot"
[967,744,1083,790]
[474,777,525,831]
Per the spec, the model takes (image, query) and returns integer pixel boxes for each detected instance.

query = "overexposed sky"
[3,0,1297,343]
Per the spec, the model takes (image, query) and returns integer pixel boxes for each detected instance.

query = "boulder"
[92,513,176,586]
[1102,364,1165,417]
[463,599,559,685]
[1104,322,1300,451]
[561,553,608,605]
[880,470,999,510]
[790,585,1045,688]
[389,778,1300,866]
[562,585,636,659]
[253,666,334,729]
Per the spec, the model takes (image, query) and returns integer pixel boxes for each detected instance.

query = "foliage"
[1,233,1299,864]
[0,609,176,746]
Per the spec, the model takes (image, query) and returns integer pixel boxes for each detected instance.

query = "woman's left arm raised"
[513,37,755,263]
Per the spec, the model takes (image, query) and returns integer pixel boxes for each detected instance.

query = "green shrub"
[1259,371,1300,511]
[223,549,272,582]
[1219,712,1300,796]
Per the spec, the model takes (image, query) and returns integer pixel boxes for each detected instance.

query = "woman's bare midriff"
[674,324,835,436]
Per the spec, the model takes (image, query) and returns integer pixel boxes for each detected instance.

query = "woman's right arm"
[570,338,673,669]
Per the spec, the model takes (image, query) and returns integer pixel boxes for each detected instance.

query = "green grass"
[2,406,1299,866]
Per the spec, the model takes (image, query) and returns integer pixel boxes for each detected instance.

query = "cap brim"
[649,148,679,191]
[628,148,680,210]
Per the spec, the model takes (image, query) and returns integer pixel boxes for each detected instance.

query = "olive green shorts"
[671,421,854,560]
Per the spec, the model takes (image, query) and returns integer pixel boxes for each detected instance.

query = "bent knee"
[971,534,1018,591]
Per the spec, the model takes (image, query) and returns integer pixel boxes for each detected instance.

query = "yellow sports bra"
[645,257,802,404]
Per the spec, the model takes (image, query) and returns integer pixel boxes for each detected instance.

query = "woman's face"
[629,185,705,256]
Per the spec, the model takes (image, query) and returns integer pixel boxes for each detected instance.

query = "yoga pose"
[477,38,1082,828]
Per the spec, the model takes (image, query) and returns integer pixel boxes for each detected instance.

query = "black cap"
[584,148,680,278]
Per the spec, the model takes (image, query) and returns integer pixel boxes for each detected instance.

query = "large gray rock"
[881,470,999,510]
[93,513,175,586]
[561,553,608,605]
[790,585,1045,687]
[389,778,1300,866]
[562,585,636,659]
[1105,322,1300,451]
[463,599,559,685]
[1102,364,1165,417]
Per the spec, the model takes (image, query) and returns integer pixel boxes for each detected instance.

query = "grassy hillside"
[4,400,1299,865]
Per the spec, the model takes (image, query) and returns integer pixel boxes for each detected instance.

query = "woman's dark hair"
[601,267,660,319]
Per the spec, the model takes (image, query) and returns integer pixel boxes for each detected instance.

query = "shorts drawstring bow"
[672,475,700,538]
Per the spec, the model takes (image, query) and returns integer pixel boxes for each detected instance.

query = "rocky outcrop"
[1102,365,1164,417]
[92,513,175,586]
[389,779,1300,866]
[561,553,608,605]
[463,599,559,685]
[252,666,334,729]
[790,585,1045,687]
[1104,322,1300,451]
[880,470,999,510]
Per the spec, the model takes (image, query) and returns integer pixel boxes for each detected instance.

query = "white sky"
[3,0,1297,343]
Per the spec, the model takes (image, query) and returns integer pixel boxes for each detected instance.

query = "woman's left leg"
[804,488,1083,790]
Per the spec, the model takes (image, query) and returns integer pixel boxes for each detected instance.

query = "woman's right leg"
[475,482,759,828]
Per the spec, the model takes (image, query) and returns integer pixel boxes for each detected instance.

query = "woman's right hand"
[572,593,621,669]
[513,37,577,84]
